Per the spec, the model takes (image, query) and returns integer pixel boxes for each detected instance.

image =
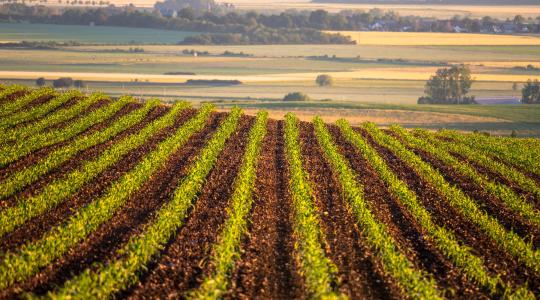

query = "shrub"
[316,74,333,87]
[283,92,310,101]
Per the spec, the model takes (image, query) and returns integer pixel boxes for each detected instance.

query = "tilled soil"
[124,115,254,299]
[360,127,540,293]
[0,111,220,299]
[298,122,402,299]
[0,108,195,253]
[227,120,305,300]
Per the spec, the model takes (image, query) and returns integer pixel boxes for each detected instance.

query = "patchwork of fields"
[0,84,539,299]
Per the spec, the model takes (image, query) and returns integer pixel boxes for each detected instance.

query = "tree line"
[2,3,540,45]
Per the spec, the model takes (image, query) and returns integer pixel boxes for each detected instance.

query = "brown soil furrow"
[359,127,540,292]
[0,108,197,254]
[0,110,216,299]
[124,116,254,299]
[2,105,169,207]
[227,120,305,300]
[0,102,140,180]
[329,125,487,299]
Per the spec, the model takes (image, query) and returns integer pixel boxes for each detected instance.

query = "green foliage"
[0,104,214,290]
[363,123,540,274]
[0,97,129,167]
[283,92,310,102]
[521,80,540,104]
[0,99,158,200]
[284,113,343,299]
[407,128,540,227]
[0,93,104,142]
[314,117,443,300]
[192,111,268,299]
[0,101,189,238]
[0,86,48,117]
[46,107,242,299]
[316,74,334,87]
[338,119,533,299]
[419,65,475,105]
[0,90,78,129]
[437,129,540,178]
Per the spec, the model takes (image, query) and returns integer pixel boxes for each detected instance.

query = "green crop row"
[0,101,189,238]
[0,87,52,118]
[0,99,158,200]
[437,130,540,178]
[191,111,268,299]
[363,123,540,274]
[0,90,78,129]
[283,114,343,299]
[0,93,104,142]
[0,97,129,167]
[0,85,30,115]
[45,107,242,299]
[337,120,533,299]
[402,128,540,227]
[313,117,443,300]
[0,104,214,290]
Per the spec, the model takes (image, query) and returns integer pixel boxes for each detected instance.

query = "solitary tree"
[316,74,334,87]
[522,80,540,104]
[418,65,475,104]
[36,77,46,87]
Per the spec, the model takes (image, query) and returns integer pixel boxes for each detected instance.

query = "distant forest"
[312,0,540,4]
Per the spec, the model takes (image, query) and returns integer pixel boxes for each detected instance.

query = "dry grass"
[331,31,540,46]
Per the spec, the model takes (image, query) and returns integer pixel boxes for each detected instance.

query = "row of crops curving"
[0,84,539,299]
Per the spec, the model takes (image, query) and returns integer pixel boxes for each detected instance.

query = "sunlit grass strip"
[314,117,443,300]
[363,123,540,274]
[0,90,77,129]
[0,93,105,142]
[0,85,28,109]
[405,128,540,225]
[0,104,214,290]
[337,120,533,299]
[283,113,343,299]
[0,101,189,238]
[437,130,540,177]
[45,107,242,299]
[0,99,158,200]
[0,87,53,118]
[0,97,130,167]
[190,111,268,299]
[391,126,540,226]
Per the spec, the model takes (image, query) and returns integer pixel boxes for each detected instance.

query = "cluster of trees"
[36,77,85,88]
[3,3,540,45]
[418,65,476,105]
[522,80,540,104]
[283,92,310,101]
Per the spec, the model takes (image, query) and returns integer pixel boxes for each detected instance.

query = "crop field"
[331,31,540,46]
[0,84,539,299]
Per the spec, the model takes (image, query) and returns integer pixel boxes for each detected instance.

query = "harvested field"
[0,86,538,299]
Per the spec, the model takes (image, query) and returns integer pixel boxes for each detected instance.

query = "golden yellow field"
[230,2,540,19]
[330,31,540,46]
[2,68,537,83]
